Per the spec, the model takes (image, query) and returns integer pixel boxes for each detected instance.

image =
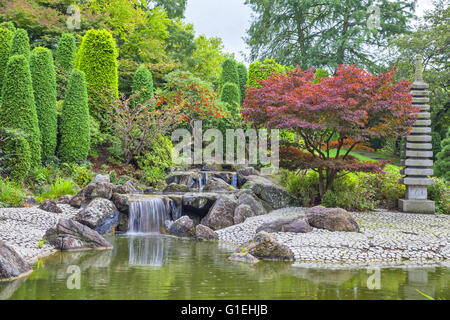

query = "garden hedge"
[55,33,77,99]
[0,127,31,182]
[220,82,240,116]
[132,65,154,109]
[237,63,247,104]
[435,127,450,181]
[247,59,285,88]
[58,69,90,163]
[221,58,240,89]
[0,55,41,168]
[30,47,58,161]
[9,28,30,60]
[0,27,13,94]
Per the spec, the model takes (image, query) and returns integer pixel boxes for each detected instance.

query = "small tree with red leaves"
[243,65,417,199]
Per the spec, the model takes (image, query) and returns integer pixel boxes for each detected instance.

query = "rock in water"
[203,177,234,192]
[0,241,33,281]
[228,252,259,264]
[44,219,113,251]
[169,216,196,238]
[239,231,294,261]
[74,198,120,235]
[201,196,238,230]
[39,200,63,213]
[195,224,218,241]
[234,204,255,224]
[306,206,360,232]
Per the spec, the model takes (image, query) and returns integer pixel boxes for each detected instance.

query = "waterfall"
[167,199,182,221]
[198,172,209,191]
[128,198,168,234]
[231,174,238,189]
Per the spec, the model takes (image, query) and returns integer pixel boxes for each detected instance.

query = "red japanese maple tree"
[242,65,417,198]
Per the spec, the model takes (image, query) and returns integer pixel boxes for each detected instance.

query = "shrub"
[58,69,91,163]
[132,65,154,108]
[431,131,442,160]
[0,22,16,32]
[435,127,449,181]
[75,29,119,121]
[279,169,320,206]
[0,27,13,93]
[220,58,240,89]
[70,164,94,188]
[247,59,286,88]
[55,33,77,100]
[0,178,26,207]
[429,177,450,215]
[36,178,78,202]
[0,54,41,168]
[313,68,329,83]
[9,28,30,59]
[30,47,58,161]
[0,128,31,182]
[220,82,240,116]
[138,135,173,186]
[237,63,247,104]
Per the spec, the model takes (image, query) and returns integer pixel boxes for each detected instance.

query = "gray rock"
[237,167,259,187]
[201,196,238,230]
[44,219,113,251]
[234,204,255,224]
[228,252,259,264]
[242,177,295,209]
[239,231,294,261]
[114,180,142,194]
[39,200,63,214]
[195,224,218,241]
[256,218,297,233]
[282,219,312,233]
[238,192,267,216]
[166,172,196,187]
[74,198,119,235]
[169,216,196,238]
[0,241,33,281]
[57,195,73,204]
[163,183,190,193]
[21,196,39,207]
[93,174,110,183]
[117,212,129,233]
[111,193,129,213]
[69,181,116,208]
[182,192,220,216]
[143,187,157,194]
[203,177,234,192]
[306,206,360,232]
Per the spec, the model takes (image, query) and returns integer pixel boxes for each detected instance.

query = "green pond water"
[1,235,448,300]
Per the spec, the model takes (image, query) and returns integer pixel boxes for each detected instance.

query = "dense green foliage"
[0,178,26,207]
[58,69,91,163]
[247,59,285,88]
[75,29,119,121]
[9,28,30,59]
[154,0,187,18]
[30,47,58,161]
[0,27,13,93]
[138,134,173,186]
[220,82,240,116]
[313,68,330,83]
[220,59,240,89]
[435,127,450,181]
[55,33,77,99]
[237,63,247,104]
[0,127,31,182]
[132,65,154,108]
[1,54,41,168]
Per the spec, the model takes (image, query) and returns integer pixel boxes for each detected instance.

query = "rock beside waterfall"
[306,206,360,232]
[169,216,196,238]
[195,224,218,241]
[74,198,119,235]
[117,212,129,233]
[237,191,267,216]
[164,183,190,193]
[234,204,255,224]
[203,177,234,192]
[238,231,294,261]
[0,241,33,281]
[39,200,63,214]
[201,196,238,230]
[111,193,129,213]
[114,180,142,194]
[182,192,220,216]
[237,167,259,187]
[69,181,116,208]
[166,172,196,187]
[44,219,113,251]
[242,176,295,210]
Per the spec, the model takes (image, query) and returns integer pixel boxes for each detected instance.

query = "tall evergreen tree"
[220,58,240,89]
[58,69,90,163]
[237,63,248,104]
[55,33,77,100]
[30,47,58,160]
[0,55,41,168]
[221,82,240,116]
[0,27,13,94]
[9,28,30,60]
[132,65,154,109]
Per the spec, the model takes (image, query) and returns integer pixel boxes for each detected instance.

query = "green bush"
[220,82,240,116]
[75,29,119,121]
[138,134,173,186]
[9,28,30,59]
[279,169,320,206]
[429,177,450,215]
[313,68,329,83]
[132,65,154,108]
[0,127,31,182]
[0,178,26,207]
[220,58,240,89]
[247,59,286,88]
[0,22,16,32]
[58,69,91,163]
[70,164,94,188]
[0,27,13,93]
[36,178,78,202]
[431,131,442,160]
[435,127,449,181]
[30,47,58,161]
[237,63,247,104]
[0,54,42,168]
[55,33,77,100]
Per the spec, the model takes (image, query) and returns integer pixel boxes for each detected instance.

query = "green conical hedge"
[9,28,30,60]
[30,47,58,161]
[435,127,450,181]
[132,65,154,109]
[0,22,16,32]
[0,27,13,94]
[55,33,77,99]
[75,29,118,121]
[58,69,90,163]
[0,127,31,182]
[220,58,240,89]
[237,63,247,104]
[220,82,240,116]
[0,55,41,168]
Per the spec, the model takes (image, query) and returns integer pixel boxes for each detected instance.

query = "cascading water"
[198,172,209,191]
[231,174,238,189]
[128,198,168,234]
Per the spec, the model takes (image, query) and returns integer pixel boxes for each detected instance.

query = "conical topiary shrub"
[220,82,240,116]
[132,65,154,109]
[0,27,13,95]
[55,33,77,100]
[220,58,240,89]
[0,127,31,182]
[435,128,450,181]
[30,47,58,161]
[0,55,41,168]
[9,28,30,60]
[58,69,90,163]
[237,63,247,104]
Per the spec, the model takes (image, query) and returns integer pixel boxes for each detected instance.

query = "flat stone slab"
[404,150,433,158]
[406,135,431,143]
[399,178,435,186]
[399,200,435,214]
[413,119,431,126]
[411,82,429,89]
[400,168,434,176]
[412,97,430,104]
[411,127,432,134]
[416,112,431,119]
[401,159,434,167]
[410,90,430,96]
[406,142,432,149]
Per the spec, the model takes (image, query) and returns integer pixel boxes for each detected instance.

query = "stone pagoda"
[398,55,435,214]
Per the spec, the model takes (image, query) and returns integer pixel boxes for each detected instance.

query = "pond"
[1,235,448,300]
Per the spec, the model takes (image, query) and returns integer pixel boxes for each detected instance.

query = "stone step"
[410,90,430,97]
[399,177,435,186]
[412,97,430,104]
[414,119,432,126]
[403,150,433,158]
[414,105,430,111]
[406,143,432,150]
[400,168,434,176]
[411,82,429,90]
[411,127,432,134]
[406,135,431,143]
[401,159,434,167]
[416,112,431,119]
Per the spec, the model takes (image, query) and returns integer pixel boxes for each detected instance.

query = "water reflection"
[128,235,166,267]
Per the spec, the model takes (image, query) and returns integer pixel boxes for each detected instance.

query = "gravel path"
[216,208,450,264]
[0,205,79,262]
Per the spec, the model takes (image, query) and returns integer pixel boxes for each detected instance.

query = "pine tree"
[9,28,30,59]
[237,63,247,104]
[58,69,90,163]
[435,127,450,181]
[220,58,240,89]
[0,27,13,94]
[220,82,240,116]
[0,55,41,168]
[55,33,77,100]
[132,65,154,109]
[30,47,58,160]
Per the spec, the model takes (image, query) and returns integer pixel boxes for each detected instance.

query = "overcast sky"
[184,0,436,64]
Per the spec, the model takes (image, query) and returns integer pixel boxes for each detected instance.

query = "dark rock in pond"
[306,206,360,232]
[169,216,196,238]
[39,200,63,214]
[239,231,294,261]
[201,196,238,230]
[69,181,116,208]
[0,241,33,281]
[57,195,73,204]
[203,177,234,192]
[195,224,218,241]
[164,183,190,193]
[228,252,259,264]
[44,219,113,251]
[114,180,142,194]
[74,198,119,235]
[182,192,219,217]
[234,204,255,224]
[282,219,313,233]
[21,196,39,207]
[111,193,129,213]
[242,176,295,210]
[117,212,129,233]
[238,192,267,216]
[93,174,110,183]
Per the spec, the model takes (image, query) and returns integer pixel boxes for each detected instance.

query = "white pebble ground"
[216,207,450,264]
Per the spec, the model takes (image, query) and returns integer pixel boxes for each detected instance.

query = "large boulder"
[165,172,196,187]
[74,198,120,235]
[238,191,267,216]
[256,217,312,234]
[239,231,294,261]
[57,195,73,204]
[69,181,116,208]
[237,167,259,187]
[0,241,33,281]
[93,174,110,183]
[39,200,63,214]
[163,183,190,193]
[203,177,234,192]
[242,176,295,210]
[169,216,196,238]
[44,219,113,251]
[182,192,220,217]
[195,224,218,241]
[256,218,297,233]
[282,219,313,233]
[201,196,238,230]
[234,204,255,224]
[114,180,142,194]
[111,193,129,213]
[228,252,259,264]
[306,206,360,232]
